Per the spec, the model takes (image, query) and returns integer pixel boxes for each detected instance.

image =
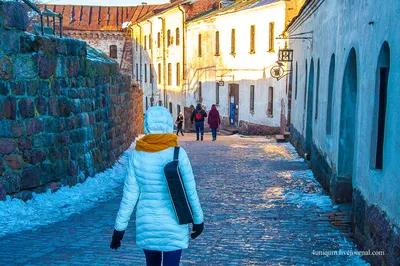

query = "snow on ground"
[0,143,135,238]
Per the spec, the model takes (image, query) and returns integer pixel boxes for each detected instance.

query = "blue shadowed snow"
[0,142,136,238]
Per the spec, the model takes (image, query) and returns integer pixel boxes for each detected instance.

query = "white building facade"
[287,0,400,264]
[131,6,186,121]
[185,0,304,134]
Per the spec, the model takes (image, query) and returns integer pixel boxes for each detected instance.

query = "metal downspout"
[137,23,143,89]
[147,19,154,106]
[178,5,186,104]
[158,17,167,107]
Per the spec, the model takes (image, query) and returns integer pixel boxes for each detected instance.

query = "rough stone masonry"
[0,1,143,201]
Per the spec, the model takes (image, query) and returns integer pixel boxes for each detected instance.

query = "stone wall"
[0,1,143,201]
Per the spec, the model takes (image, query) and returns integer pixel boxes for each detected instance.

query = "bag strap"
[174,147,180,162]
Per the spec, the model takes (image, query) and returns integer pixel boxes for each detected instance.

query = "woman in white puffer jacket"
[110,106,204,266]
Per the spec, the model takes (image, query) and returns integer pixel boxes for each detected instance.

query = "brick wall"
[0,1,143,201]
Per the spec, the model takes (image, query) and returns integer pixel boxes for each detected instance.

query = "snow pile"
[283,170,335,211]
[0,143,135,238]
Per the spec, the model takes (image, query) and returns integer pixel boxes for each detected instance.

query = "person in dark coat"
[208,105,221,141]
[176,112,184,136]
[190,103,207,141]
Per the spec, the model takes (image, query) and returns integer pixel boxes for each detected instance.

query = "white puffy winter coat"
[114,106,204,252]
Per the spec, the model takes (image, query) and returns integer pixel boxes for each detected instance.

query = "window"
[135,37,138,51]
[150,64,153,84]
[269,22,275,52]
[295,62,298,100]
[158,100,162,106]
[198,81,202,102]
[371,42,390,170]
[267,87,273,117]
[176,63,180,86]
[326,55,335,135]
[176,28,180,46]
[167,29,171,46]
[250,25,255,54]
[231,29,236,55]
[136,64,139,81]
[144,64,147,83]
[315,59,320,119]
[146,97,148,110]
[177,104,181,114]
[157,32,161,48]
[169,102,173,113]
[149,34,152,50]
[144,35,147,50]
[198,34,202,57]
[158,63,162,84]
[109,45,117,58]
[250,85,255,113]
[215,31,220,56]
[168,63,172,85]
[216,82,220,105]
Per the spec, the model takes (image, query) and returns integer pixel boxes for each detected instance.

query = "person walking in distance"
[110,106,204,266]
[176,112,184,136]
[208,104,221,141]
[191,103,207,141]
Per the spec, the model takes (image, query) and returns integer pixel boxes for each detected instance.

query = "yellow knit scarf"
[135,134,178,152]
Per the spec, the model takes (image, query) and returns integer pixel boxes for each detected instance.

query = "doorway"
[229,84,239,127]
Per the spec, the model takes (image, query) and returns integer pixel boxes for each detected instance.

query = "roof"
[41,4,168,31]
[186,0,280,23]
[286,0,312,31]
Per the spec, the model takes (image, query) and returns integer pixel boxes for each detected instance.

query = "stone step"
[275,135,288,143]
[219,128,238,136]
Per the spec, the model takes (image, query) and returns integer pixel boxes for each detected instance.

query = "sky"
[42,0,167,6]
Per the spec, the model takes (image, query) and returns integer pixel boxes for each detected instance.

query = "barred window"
[269,22,275,52]
[158,63,162,84]
[250,25,255,54]
[149,34,152,50]
[268,87,274,117]
[144,64,147,83]
[231,29,236,55]
[150,64,153,84]
[168,63,172,85]
[144,35,147,50]
[250,85,255,113]
[176,63,180,86]
[157,32,161,48]
[215,31,220,55]
[216,82,220,105]
[198,34,202,57]
[198,81,202,102]
[176,28,180,46]
[167,29,171,46]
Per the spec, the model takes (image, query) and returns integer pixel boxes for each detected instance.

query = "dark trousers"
[176,128,184,136]
[143,249,182,266]
[195,121,204,139]
[211,128,217,140]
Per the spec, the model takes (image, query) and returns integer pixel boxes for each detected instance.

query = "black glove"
[190,223,204,239]
[110,229,125,250]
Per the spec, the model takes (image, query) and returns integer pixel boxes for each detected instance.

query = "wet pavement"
[0,134,369,265]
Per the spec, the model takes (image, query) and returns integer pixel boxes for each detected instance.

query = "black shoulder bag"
[164,147,194,225]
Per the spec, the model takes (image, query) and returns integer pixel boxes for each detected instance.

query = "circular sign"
[270,66,284,79]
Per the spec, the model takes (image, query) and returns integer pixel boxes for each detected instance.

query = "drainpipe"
[178,5,186,102]
[147,19,154,106]
[137,22,143,89]
[158,16,167,107]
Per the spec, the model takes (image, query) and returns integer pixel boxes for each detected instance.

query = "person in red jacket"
[208,105,221,141]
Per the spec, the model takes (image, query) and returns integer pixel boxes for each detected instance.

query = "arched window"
[177,104,181,115]
[326,54,335,135]
[250,85,255,113]
[110,45,117,58]
[176,63,180,86]
[215,31,220,56]
[250,25,255,53]
[315,59,320,119]
[176,28,180,46]
[231,29,236,55]
[371,42,390,170]
[168,63,172,85]
[167,29,171,46]
[169,102,173,113]
[157,32,161,48]
[198,34,202,57]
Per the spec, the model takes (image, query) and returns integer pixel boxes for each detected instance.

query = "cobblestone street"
[0,134,368,265]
